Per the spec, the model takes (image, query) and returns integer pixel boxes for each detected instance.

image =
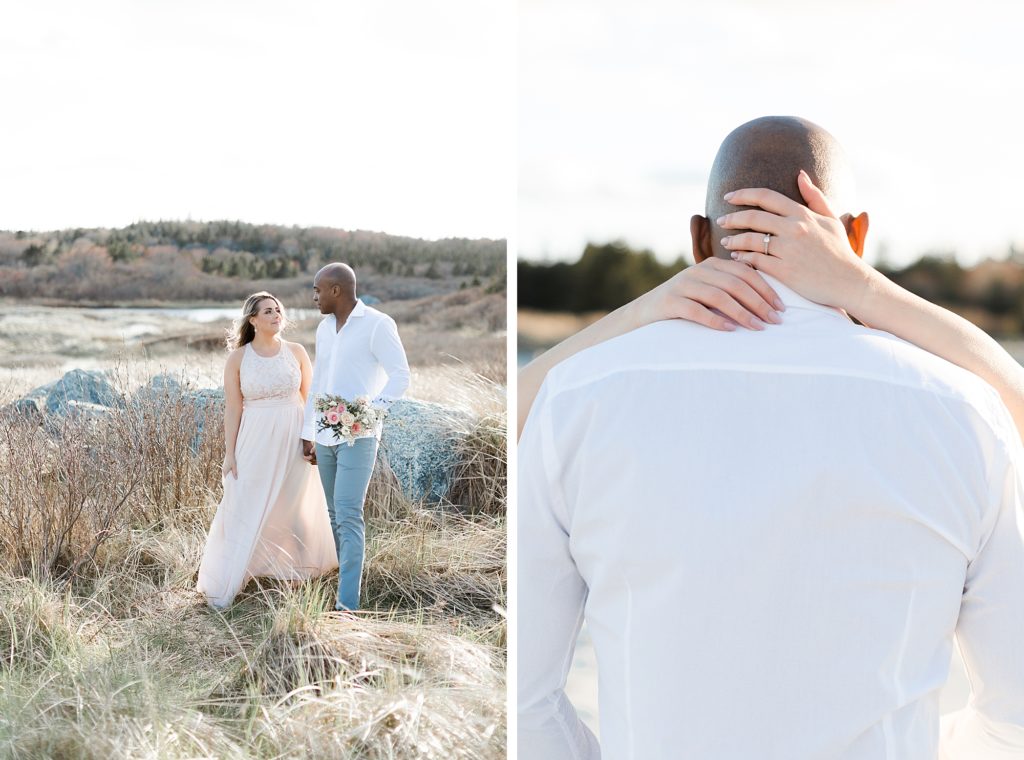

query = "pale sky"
[0,1,511,240]
[520,0,1024,267]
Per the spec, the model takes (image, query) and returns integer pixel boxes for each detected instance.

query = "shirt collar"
[760,273,851,322]
[327,298,367,329]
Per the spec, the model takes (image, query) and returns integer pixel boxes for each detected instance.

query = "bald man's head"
[312,262,357,314]
[693,116,861,261]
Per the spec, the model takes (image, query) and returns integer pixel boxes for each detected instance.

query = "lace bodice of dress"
[239,342,302,401]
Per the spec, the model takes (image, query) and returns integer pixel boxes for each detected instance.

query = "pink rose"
[326,411,340,424]
[335,404,347,414]
[352,422,362,434]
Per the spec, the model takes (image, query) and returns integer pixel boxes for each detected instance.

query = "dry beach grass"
[0,296,506,759]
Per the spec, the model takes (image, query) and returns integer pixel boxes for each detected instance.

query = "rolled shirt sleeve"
[370,314,410,406]
[517,380,601,760]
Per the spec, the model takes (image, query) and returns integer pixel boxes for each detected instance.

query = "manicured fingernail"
[723,191,735,200]
[749,317,765,330]
[716,216,727,225]
[721,236,730,246]
[730,251,739,259]
[773,297,785,311]
[723,321,736,331]
[765,309,782,324]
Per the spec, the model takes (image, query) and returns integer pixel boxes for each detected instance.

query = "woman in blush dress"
[197,291,338,609]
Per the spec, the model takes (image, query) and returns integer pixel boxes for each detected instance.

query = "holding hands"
[302,439,317,466]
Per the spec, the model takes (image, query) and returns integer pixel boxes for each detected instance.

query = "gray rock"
[146,372,184,394]
[24,383,51,403]
[42,369,122,415]
[130,375,223,452]
[131,373,184,408]
[379,399,472,503]
[6,397,43,420]
[4,371,117,425]
[60,400,113,419]
[187,388,225,406]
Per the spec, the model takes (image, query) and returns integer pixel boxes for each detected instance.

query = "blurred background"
[519,0,1024,737]
[519,0,1024,365]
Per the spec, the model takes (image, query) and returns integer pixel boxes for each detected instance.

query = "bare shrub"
[0,410,147,579]
[0,376,224,580]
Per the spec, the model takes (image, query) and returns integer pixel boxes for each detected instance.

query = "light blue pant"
[315,438,378,611]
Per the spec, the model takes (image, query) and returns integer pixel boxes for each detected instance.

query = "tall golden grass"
[0,367,506,759]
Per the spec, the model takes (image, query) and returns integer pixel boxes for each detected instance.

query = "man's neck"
[333,299,358,331]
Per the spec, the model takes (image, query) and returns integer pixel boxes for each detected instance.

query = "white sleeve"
[301,325,323,441]
[940,441,1024,758]
[517,380,601,760]
[370,315,410,404]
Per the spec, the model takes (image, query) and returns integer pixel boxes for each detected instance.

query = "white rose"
[340,411,356,426]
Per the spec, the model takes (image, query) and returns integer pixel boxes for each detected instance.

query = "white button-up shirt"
[301,298,410,446]
[518,275,1024,759]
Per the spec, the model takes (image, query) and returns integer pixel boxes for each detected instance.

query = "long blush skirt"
[196,395,338,608]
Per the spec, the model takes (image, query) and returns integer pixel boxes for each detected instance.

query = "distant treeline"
[0,221,505,303]
[519,241,1024,337]
[519,243,684,313]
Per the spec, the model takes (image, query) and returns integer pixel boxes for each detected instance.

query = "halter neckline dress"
[197,341,338,608]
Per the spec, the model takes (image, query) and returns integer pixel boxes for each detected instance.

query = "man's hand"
[302,439,317,466]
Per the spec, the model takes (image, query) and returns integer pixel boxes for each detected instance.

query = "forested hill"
[0,221,506,303]
[519,241,1024,337]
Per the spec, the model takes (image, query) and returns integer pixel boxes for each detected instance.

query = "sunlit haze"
[0,1,511,240]
[520,0,1024,266]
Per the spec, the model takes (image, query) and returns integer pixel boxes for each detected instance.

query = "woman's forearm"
[223,405,242,456]
[859,272,1024,445]
[516,259,783,440]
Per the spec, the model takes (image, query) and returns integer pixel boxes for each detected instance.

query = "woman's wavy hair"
[227,291,286,350]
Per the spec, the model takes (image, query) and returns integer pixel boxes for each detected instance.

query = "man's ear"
[841,211,869,258]
[690,215,714,263]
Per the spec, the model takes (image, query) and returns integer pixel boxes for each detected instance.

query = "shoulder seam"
[547,362,1002,409]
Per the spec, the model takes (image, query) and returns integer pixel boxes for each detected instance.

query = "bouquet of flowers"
[315,394,387,446]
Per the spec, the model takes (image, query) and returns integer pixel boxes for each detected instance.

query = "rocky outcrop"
[32,369,123,415]
[6,370,467,504]
[379,399,472,503]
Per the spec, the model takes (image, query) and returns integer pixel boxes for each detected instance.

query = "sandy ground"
[566,624,971,740]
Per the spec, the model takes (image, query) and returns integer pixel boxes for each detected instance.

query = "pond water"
[87,306,322,324]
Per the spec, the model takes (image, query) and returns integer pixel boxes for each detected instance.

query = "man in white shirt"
[301,262,410,612]
[518,117,1024,758]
